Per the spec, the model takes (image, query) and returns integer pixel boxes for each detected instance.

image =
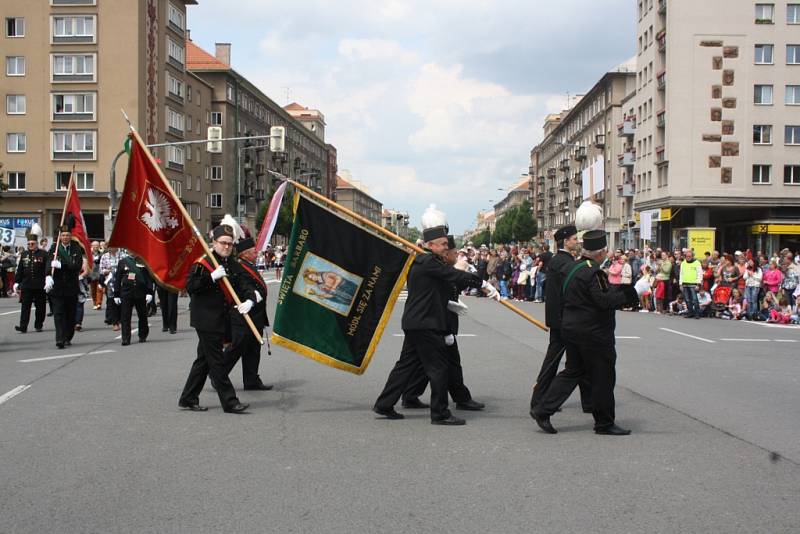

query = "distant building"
[335,174,382,225]
[494,177,533,220]
[284,102,325,142]
[381,208,409,238]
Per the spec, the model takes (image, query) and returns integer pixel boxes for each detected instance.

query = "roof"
[186,39,229,71]
[513,177,530,191]
[284,102,306,111]
[336,175,354,189]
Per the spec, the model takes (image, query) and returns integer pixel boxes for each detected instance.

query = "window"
[752,164,771,184]
[196,176,201,192]
[788,45,800,64]
[167,38,184,66]
[210,165,223,180]
[755,3,774,23]
[787,85,800,105]
[6,171,25,190]
[186,176,192,191]
[7,133,26,152]
[52,54,95,81]
[786,125,800,144]
[170,179,182,197]
[53,93,95,119]
[168,3,185,30]
[210,112,222,125]
[755,44,774,64]
[52,16,95,41]
[52,131,95,159]
[166,145,184,166]
[754,84,773,104]
[166,107,184,133]
[187,85,192,102]
[789,4,800,23]
[6,56,24,76]
[6,94,26,114]
[753,125,772,144]
[208,193,222,208]
[785,166,800,184]
[167,74,184,99]
[226,84,234,102]
[54,171,94,191]
[6,17,24,37]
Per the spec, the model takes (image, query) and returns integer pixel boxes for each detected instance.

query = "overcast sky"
[188,0,635,233]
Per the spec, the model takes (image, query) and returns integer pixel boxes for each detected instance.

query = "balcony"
[537,175,545,186]
[656,110,666,128]
[656,70,666,91]
[559,158,570,171]
[558,199,569,209]
[594,134,606,148]
[658,0,666,13]
[573,197,582,208]
[548,188,556,197]
[573,146,586,161]
[656,29,666,52]
[617,182,635,197]
[617,150,636,167]
[547,168,557,178]
[617,116,636,137]
[559,179,569,191]
[573,171,582,186]
[655,145,667,165]
[536,191,544,200]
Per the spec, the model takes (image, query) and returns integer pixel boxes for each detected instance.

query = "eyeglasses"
[216,240,234,247]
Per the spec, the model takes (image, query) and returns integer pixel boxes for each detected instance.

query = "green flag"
[272,194,414,375]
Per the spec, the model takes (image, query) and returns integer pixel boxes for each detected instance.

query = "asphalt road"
[1,276,798,533]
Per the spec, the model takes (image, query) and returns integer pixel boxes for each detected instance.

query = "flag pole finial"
[120,108,135,132]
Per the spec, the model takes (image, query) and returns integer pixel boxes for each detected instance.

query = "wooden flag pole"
[287,179,548,332]
[51,165,76,275]
[125,125,264,345]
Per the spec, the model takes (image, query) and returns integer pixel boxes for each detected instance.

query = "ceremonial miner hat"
[26,223,43,241]
[236,237,256,253]
[554,224,577,242]
[447,235,456,250]
[220,213,244,242]
[575,201,603,232]
[421,204,448,242]
[57,213,76,234]
[582,229,607,251]
[212,224,234,240]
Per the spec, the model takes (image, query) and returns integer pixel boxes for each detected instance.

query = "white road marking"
[0,310,21,316]
[115,327,138,340]
[774,339,797,343]
[616,336,641,339]
[742,321,800,330]
[659,327,715,343]
[0,385,31,405]
[720,338,769,342]
[391,333,477,337]
[18,349,116,363]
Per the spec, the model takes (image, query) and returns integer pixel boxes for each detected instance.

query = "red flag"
[108,134,204,290]
[65,179,92,257]
[255,180,288,252]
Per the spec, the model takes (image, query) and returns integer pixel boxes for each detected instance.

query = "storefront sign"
[688,228,716,256]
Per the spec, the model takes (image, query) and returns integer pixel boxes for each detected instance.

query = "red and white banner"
[65,178,92,257]
[255,180,288,252]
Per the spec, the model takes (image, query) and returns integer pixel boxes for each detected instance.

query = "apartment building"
[494,177,532,220]
[334,175,382,225]
[186,40,330,231]
[630,0,800,253]
[1,0,199,239]
[530,66,636,249]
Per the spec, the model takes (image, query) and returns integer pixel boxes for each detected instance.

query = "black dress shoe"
[373,406,404,420]
[455,400,485,411]
[35,327,42,332]
[121,341,130,346]
[64,340,71,346]
[162,327,169,332]
[223,403,249,414]
[169,329,176,334]
[431,415,466,426]
[179,403,208,412]
[14,326,26,333]
[138,337,147,343]
[56,342,65,349]
[243,383,273,391]
[530,410,558,434]
[401,397,429,409]
[595,424,631,436]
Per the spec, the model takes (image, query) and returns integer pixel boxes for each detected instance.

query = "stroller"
[711,285,732,317]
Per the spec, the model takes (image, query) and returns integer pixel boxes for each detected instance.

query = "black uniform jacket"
[230,259,268,332]
[544,249,577,329]
[401,251,482,332]
[446,283,460,336]
[560,257,638,346]
[48,241,84,296]
[15,249,49,290]
[113,256,155,300]
[186,252,256,333]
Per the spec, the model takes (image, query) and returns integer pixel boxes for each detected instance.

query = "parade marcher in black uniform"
[47,219,84,349]
[531,230,640,436]
[401,235,485,411]
[113,253,155,346]
[225,232,272,390]
[156,282,179,334]
[178,224,256,413]
[373,207,499,426]
[529,224,592,415]
[14,224,48,333]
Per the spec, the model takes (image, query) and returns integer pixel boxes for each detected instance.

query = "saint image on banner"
[293,252,363,316]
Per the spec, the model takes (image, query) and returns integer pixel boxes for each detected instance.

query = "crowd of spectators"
[449,241,800,325]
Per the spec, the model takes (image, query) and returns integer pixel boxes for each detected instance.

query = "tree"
[406,226,421,243]
[255,185,294,240]
[492,212,513,244]
[472,229,491,247]
[511,200,537,243]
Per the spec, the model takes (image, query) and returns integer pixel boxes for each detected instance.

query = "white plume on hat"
[219,213,243,242]
[30,223,43,238]
[575,201,603,232]
[421,204,447,230]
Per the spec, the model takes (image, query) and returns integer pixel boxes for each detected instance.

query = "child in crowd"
[669,293,688,315]
[757,291,778,321]
[768,297,793,324]
[720,287,745,320]
[635,265,654,312]
[790,300,800,324]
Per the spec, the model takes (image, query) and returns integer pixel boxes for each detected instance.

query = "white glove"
[447,299,469,316]
[44,276,54,293]
[444,334,455,346]
[210,265,226,281]
[145,294,153,304]
[12,283,19,294]
[114,297,121,305]
[51,259,62,270]
[237,299,253,314]
[484,284,501,301]
[254,290,263,303]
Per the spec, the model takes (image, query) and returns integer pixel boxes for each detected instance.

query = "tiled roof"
[336,175,353,189]
[186,39,229,71]
[284,102,306,111]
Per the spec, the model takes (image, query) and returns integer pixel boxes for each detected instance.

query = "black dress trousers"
[19,288,46,331]
[51,294,78,344]
[120,296,149,344]
[157,287,178,332]
[179,331,239,409]
[530,327,592,411]
[224,324,263,388]
[402,339,472,404]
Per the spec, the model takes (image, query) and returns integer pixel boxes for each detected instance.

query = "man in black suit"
[113,253,155,346]
[529,224,592,415]
[14,229,49,333]
[47,222,84,349]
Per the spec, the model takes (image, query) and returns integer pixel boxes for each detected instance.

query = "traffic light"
[270,126,286,153]
[206,126,222,153]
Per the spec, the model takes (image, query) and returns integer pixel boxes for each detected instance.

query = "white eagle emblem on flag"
[140,187,179,232]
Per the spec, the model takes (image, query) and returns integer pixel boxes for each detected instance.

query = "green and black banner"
[271,194,414,375]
